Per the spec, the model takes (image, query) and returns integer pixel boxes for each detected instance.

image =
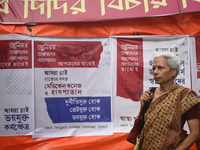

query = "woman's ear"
[172,68,176,77]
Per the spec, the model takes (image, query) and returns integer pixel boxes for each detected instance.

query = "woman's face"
[152,56,176,85]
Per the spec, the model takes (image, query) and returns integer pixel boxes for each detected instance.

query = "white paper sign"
[0,34,34,136]
[33,37,112,138]
[112,35,191,132]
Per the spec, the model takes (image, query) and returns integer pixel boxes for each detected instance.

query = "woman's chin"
[155,80,161,84]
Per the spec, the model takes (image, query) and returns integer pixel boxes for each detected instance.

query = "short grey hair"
[152,51,181,79]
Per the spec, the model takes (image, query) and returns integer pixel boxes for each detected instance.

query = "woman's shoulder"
[176,85,192,94]
[178,85,198,96]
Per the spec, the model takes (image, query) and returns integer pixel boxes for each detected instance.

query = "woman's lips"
[154,78,161,81]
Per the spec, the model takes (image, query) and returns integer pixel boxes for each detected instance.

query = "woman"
[139,51,200,150]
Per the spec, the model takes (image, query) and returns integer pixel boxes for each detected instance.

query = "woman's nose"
[153,68,158,74]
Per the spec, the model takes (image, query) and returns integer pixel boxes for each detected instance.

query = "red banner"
[117,38,143,101]
[0,0,200,24]
[195,37,200,79]
[34,41,103,68]
[0,40,32,69]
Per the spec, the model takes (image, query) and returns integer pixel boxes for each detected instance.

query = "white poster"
[33,37,112,138]
[0,34,34,136]
[112,35,191,132]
